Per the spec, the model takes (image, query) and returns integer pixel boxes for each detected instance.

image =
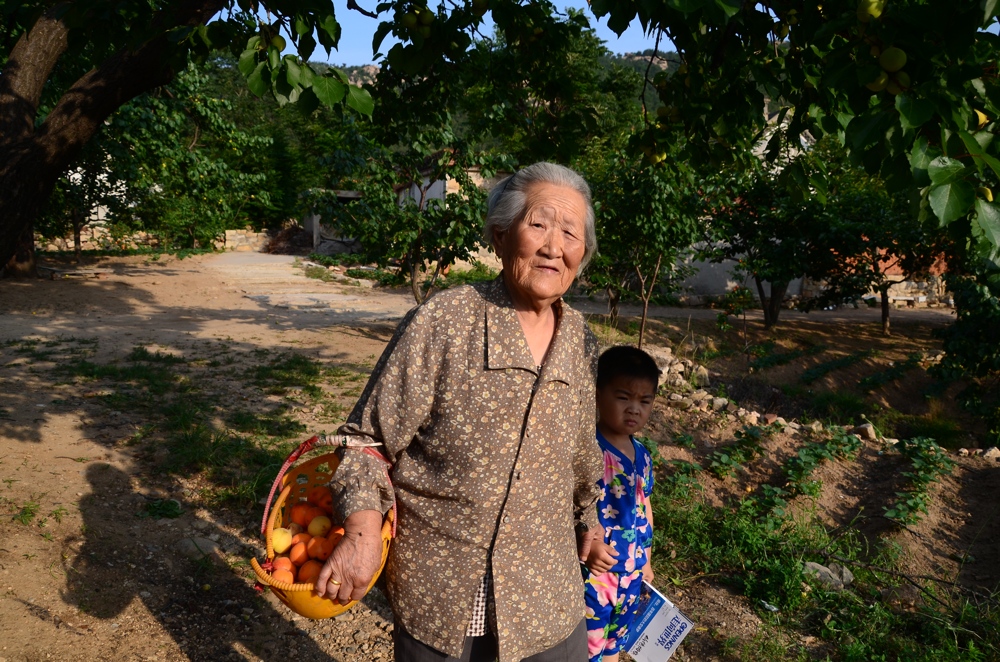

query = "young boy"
[584,345,659,662]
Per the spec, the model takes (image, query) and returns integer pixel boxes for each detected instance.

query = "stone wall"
[214,229,270,252]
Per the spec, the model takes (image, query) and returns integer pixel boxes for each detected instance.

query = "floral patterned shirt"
[595,430,654,575]
[329,276,603,662]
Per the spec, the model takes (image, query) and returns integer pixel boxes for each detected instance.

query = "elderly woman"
[316,162,604,662]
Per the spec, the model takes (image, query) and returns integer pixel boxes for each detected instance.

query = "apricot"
[272,556,294,573]
[297,559,323,584]
[328,527,345,546]
[307,536,334,561]
[290,502,314,528]
[289,541,310,566]
[272,568,295,585]
[291,532,312,547]
[307,486,334,514]
[308,515,332,538]
[271,527,293,555]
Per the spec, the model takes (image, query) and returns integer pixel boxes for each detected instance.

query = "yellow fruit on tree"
[418,9,435,25]
[857,0,886,22]
[270,35,286,51]
[886,71,911,95]
[879,47,907,73]
[401,12,419,29]
[978,187,994,202]
[976,109,989,129]
[866,71,889,92]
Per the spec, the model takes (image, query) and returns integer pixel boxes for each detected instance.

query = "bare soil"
[0,253,997,662]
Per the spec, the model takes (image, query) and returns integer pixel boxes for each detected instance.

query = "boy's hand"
[585,530,618,574]
[641,559,654,583]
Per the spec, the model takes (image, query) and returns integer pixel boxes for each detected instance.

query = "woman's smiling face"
[496,182,588,309]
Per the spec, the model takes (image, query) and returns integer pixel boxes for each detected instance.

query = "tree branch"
[347,0,379,19]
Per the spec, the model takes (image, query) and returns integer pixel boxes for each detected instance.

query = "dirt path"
[0,253,995,662]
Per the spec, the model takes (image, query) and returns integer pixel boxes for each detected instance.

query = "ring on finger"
[328,578,342,586]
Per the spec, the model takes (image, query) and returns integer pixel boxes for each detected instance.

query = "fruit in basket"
[307,536,334,561]
[289,541,310,566]
[307,486,335,514]
[308,515,333,537]
[297,559,323,584]
[272,568,295,585]
[291,532,312,547]
[272,527,293,554]
[290,503,315,528]
[273,556,294,573]
[287,522,304,536]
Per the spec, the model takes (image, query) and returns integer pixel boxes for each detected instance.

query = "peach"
[307,536,334,561]
[272,568,295,585]
[272,556,294,573]
[271,527,293,555]
[307,515,332,538]
[297,559,323,584]
[289,541,309,566]
[307,486,334,514]
[290,503,314,528]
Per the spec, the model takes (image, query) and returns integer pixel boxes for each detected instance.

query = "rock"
[745,412,760,426]
[958,448,970,457]
[852,423,877,441]
[786,421,801,431]
[711,398,728,411]
[883,437,899,446]
[763,413,778,425]
[807,420,824,433]
[669,362,686,374]
[971,448,983,456]
[692,389,711,401]
[664,374,685,388]
[175,537,222,561]
[828,563,854,587]
[668,398,693,411]
[668,393,684,401]
[644,346,674,372]
[692,365,711,387]
[775,417,788,427]
[984,447,1000,462]
[803,561,845,591]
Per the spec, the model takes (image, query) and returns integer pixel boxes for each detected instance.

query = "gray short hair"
[484,162,597,272]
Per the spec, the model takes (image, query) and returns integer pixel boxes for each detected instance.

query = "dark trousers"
[393,618,588,662]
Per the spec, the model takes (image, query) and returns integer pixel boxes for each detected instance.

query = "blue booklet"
[619,581,693,661]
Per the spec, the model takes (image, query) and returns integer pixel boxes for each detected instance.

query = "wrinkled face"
[495,182,587,307]
[597,376,657,440]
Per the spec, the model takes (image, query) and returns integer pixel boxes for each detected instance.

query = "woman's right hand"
[585,528,618,574]
[315,509,385,605]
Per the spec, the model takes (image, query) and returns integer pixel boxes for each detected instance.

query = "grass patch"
[749,343,825,371]
[251,352,324,398]
[806,391,870,424]
[800,349,879,385]
[428,261,499,289]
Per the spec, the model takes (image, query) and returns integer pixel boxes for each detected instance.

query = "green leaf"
[927,156,966,185]
[928,180,975,225]
[984,0,999,24]
[668,0,706,12]
[294,16,310,36]
[345,84,375,116]
[238,48,257,77]
[285,58,302,87]
[373,21,393,54]
[246,61,268,97]
[298,33,316,61]
[896,95,934,131]
[297,87,320,115]
[714,0,741,18]
[311,76,346,106]
[317,13,340,50]
[975,199,1000,247]
[267,45,281,70]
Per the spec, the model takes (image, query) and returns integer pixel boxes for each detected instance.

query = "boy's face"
[596,376,656,439]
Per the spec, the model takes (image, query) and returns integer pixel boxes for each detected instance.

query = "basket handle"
[259,433,394,537]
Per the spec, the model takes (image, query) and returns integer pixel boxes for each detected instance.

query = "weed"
[749,344,825,371]
[139,499,184,519]
[807,390,870,423]
[673,433,696,449]
[127,346,186,364]
[13,499,40,525]
[48,506,68,523]
[859,354,923,392]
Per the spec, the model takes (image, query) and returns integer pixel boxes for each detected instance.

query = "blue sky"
[321,4,664,67]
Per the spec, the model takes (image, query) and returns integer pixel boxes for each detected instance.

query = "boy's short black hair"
[597,345,661,390]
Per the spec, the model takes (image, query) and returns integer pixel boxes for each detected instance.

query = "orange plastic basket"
[251,436,394,619]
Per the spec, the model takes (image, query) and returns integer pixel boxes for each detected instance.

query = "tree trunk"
[636,254,663,350]
[753,276,771,328]
[0,1,223,267]
[3,223,37,277]
[73,209,84,264]
[766,281,789,329]
[880,285,891,336]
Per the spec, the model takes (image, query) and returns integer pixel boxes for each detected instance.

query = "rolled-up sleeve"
[571,329,602,531]
[329,305,443,521]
